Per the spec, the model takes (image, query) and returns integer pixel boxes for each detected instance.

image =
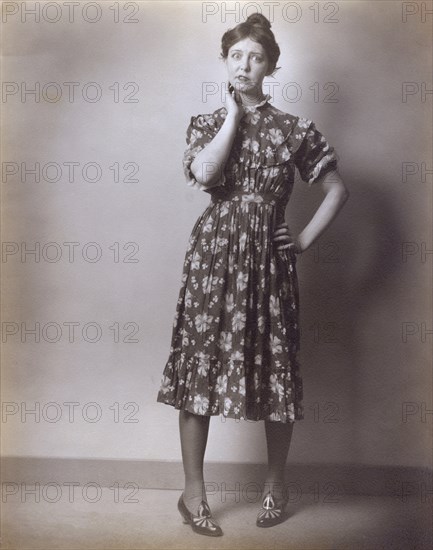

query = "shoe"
[256,491,288,528]
[177,493,223,537]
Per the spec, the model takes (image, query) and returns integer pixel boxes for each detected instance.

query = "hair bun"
[246,13,271,30]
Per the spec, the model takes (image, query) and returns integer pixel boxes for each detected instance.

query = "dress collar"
[241,94,272,112]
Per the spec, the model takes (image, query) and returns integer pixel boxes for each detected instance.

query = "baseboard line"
[1,456,431,498]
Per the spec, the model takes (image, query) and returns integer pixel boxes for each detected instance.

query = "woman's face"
[225,37,270,95]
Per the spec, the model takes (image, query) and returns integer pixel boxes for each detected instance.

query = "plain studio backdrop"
[2,0,432,478]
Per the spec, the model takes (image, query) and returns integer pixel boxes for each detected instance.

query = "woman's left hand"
[273,222,301,253]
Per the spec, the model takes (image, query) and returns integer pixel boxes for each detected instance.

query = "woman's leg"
[263,420,294,500]
[179,410,211,513]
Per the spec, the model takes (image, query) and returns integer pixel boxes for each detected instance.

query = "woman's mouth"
[236,76,250,82]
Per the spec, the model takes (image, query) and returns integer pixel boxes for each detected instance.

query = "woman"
[157,13,348,537]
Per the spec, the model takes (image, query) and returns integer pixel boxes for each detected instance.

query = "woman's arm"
[296,169,349,253]
[274,169,349,252]
[190,92,243,187]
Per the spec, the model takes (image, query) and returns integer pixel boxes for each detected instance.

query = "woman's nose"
[239,56,250,72]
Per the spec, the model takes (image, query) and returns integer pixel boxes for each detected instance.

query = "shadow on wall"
[289,172,404,461]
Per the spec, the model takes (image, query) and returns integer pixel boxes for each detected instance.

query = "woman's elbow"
[191,159,223,187]
[339,185,350,204]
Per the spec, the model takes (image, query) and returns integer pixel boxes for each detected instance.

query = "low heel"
[177,504,190,524]
[177,493,223,537]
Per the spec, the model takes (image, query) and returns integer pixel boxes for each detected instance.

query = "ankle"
[183,481,207,511]
[182,493,205,513]
[263,479,286,499]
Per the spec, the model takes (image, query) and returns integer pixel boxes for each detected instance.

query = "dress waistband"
[210,189,279,205]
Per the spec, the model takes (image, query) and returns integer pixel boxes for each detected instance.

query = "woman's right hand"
[225,84,243,124]
[273,222,303,254]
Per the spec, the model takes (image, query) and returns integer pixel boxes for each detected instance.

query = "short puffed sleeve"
[294,119,338,186]
[182,113,225,191]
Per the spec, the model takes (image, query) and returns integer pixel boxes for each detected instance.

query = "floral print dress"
[157,95,338,423]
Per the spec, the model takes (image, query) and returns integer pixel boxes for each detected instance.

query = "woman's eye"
[230,52,264,62]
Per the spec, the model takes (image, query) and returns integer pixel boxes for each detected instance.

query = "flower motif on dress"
[249,214,261,229]
[280,280,289,299]
[182,331,189,347]
[269,166,280,178]
[239,231,248,251]
[257,315,265,333]
[297,117,311,129]
[160,375,172,394]
[236,271,248,291]
[197,352,210,376]
[225,293,235,312]
[270,295,280,316]
[264,145,275,160]
[216,236,228,249]
[228,254,235,274]
[232,311,246,332]
[202,275,219,294]
[269,374,284,398]
[202,217,214,233]
[194,313,213,333]
[190,128,203,145]
[242,138,260,154]
[185,290,193,308]
[239,376,246,396]
[245,110,261,125]
[270,335,283,354]
[230,350,244,363]
[194,394,209,414]
[268,128,285,146]
[227,359,235,376]
[219,331,232,351]
[172,310,179,324]
[194,114,216,130]
[216,374,228,394]
[242,176,255,192]
[219,203,229,217]
[264,113,275,124]
[190,252,201,270]
[278,146,291,162]
[185,369,193,388]
[224,396,232,415]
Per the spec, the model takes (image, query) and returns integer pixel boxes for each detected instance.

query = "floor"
[1,488,431,549]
